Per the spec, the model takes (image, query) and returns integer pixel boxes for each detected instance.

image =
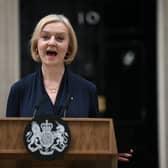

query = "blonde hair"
[30,14,78,64]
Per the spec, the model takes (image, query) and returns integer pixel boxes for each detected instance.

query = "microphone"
[58,94,74,117]
[32,95,48,118]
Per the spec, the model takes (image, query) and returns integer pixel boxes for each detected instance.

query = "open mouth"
[46,50,57,57]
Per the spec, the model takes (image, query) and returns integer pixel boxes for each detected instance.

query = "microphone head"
[33,95,48,118]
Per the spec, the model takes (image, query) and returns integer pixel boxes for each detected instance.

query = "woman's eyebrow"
[41,30,66,35]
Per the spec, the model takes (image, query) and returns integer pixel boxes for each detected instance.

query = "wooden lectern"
[0,118,118,168]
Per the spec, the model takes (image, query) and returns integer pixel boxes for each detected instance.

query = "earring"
[64,52,69,59]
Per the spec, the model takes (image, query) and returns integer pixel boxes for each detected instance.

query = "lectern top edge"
[0,117,113,122]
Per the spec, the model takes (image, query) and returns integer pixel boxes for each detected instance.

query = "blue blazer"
[6,67,98,117]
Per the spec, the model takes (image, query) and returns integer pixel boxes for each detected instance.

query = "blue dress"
[6,66,98,117]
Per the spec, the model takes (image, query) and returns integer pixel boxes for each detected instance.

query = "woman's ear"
[36,48,38,54]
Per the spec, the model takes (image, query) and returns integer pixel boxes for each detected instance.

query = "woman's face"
[37,22,70,66]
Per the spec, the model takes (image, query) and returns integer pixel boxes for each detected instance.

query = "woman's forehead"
[42,22,68,33]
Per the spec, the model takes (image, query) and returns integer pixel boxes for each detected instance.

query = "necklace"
[45,87,58,93]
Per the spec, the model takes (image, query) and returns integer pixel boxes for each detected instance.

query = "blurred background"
[0,0,167,168]
[20,0,157,167]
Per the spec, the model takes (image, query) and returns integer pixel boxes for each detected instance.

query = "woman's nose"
[48,36,56,45]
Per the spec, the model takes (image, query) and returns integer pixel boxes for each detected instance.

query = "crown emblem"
[41,120,53,131]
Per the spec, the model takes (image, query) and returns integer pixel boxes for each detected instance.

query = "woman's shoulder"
[68,70,97,91]
[10,71,38,90]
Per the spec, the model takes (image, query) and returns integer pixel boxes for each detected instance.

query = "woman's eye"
[41,35,50,40]
[56,37,64,41]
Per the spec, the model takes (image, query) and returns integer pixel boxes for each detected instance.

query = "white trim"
[157,0,167,167]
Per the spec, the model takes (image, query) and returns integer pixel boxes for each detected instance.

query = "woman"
[6,14,133,161]
[6,14,98,118]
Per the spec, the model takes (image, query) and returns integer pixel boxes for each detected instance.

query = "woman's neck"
[42,64,65,82]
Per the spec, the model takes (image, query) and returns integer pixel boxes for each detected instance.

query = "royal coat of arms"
[24,116,71,160]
